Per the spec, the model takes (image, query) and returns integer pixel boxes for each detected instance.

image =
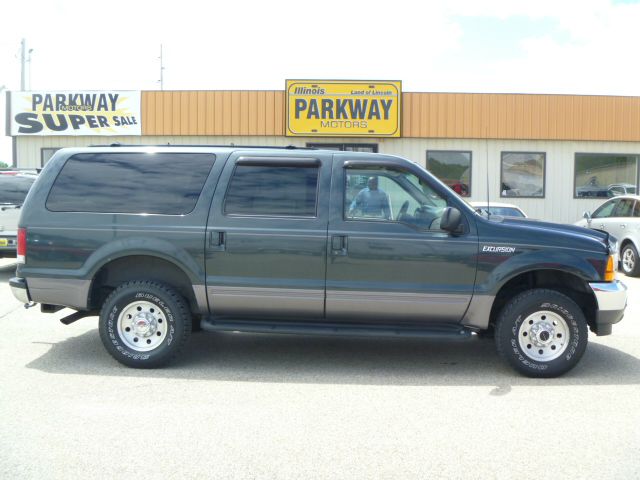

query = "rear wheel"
[621,243,640,277]
[99,280,191,368]
[495,289,588,378]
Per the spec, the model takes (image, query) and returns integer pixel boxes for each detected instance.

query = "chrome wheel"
[117,300,167,352]
[517,310,569,362]
[622,247,635,273]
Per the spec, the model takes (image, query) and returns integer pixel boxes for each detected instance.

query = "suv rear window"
[0,175,36,205]
[46,153,216,215]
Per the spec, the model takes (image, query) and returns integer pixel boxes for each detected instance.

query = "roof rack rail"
[87,143,318,150]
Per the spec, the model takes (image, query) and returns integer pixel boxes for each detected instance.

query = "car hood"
[482,216,611,252]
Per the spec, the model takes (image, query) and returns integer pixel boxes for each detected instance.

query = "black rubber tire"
[99,281,191,368]
[620,243,640,277]
[495,289,588,378]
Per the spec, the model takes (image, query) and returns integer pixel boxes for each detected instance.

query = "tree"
[0,161,9,168]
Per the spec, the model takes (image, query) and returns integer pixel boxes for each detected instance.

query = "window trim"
[306,142,378,153]
[425,149,472,197]
[222,160,321,219]
[573,152,640,200]
[500,151,546,199]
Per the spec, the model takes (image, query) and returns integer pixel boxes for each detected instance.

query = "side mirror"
[583,211,592,222]
[440,207,463,233]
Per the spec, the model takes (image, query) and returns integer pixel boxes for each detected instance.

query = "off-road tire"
[99,280,191,368]
[495,289,588,378]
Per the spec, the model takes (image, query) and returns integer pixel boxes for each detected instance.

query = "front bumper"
[589,280,627,335]
[10,277,30,304]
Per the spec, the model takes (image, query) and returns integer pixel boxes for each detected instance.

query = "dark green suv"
[10,146,627,377]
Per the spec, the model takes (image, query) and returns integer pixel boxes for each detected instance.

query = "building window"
[41,148,61,167]
[306,143,378,153]
[426,150,471,197]
[500,152,545,198]
[574,153,638,198]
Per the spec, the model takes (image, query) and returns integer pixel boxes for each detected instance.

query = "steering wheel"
[396,200,409,221]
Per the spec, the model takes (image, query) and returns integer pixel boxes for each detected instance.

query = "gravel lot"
[0,257,638,479]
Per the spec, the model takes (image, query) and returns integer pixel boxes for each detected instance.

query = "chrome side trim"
[208,286,324,317]
[28,277,91,309]
[326,290,470,321]
[590,280,627,311]
[192,284,208,314]
[461,295,495,329]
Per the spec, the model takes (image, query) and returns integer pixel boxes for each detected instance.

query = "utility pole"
[158,44,165,90]
[20,38,26,90]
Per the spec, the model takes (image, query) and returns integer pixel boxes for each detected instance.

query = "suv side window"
[224,164,319,217]
[345,167,447,230]
[46,153,216,215]
[592,199,618,219]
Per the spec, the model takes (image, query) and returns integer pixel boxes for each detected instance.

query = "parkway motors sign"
[9,91,141,136]
[286,80,401,137]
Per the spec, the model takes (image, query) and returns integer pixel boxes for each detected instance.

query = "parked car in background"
[575,194,640,276]
[607,183,637,197]
[0,173,37,257]
[470,201,527,218]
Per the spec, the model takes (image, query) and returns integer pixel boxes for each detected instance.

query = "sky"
[1,0,639,164]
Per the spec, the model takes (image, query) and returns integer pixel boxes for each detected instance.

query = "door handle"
[209,231,226,251]
[620,224,626,229]
[331,235,348,256]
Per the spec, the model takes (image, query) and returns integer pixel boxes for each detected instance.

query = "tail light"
[604,255,615,282]
[17,227,26,264]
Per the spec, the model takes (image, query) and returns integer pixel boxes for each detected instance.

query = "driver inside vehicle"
[348,176,392,219]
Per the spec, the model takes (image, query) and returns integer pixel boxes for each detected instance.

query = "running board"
[201,318,472,339]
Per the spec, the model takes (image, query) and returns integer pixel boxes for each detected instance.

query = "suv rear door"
[205,152,331,318]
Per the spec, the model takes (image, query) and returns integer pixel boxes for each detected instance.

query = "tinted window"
[0,176,36,204]
[224,164,319,217]
[485,207,525,217]
[592,199,618,219]
[46,153,216,215]
[614,198,635,217]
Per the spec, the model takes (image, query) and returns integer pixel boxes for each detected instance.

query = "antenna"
[485,127,490,218]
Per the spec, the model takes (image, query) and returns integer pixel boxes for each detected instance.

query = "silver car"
[0,173,37,257]
[575,194,640,276]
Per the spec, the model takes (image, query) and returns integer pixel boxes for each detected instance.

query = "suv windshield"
[0,175,36,205]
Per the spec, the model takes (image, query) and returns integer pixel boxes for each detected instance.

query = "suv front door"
[325,158,478,324]
[205,153,331,319]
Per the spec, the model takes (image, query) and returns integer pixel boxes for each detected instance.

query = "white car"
[574,194,640,276]
[470,201,527,218]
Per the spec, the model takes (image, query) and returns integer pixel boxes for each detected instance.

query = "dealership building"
[6,81,640,224]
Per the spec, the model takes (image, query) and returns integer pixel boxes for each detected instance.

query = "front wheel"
[621,243,640,277]
[495,289,588,378]
[99,280,191,368]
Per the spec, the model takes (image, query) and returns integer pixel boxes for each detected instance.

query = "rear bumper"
[589,280,627,335]
[10,276,30,304]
